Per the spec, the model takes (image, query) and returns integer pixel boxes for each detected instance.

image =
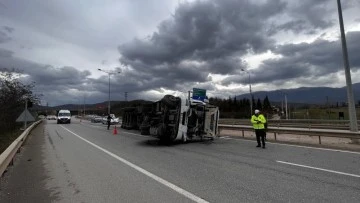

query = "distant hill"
[31,100,152,114]
[237,83,360,105]
[32,83,360,111]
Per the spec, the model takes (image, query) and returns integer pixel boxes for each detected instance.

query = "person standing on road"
[251,109,267,148]
[107,114,111,130]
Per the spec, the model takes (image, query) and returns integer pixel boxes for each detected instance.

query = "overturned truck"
[121,94,219,143]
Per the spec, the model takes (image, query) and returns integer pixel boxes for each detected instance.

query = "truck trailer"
[121,93,219,143]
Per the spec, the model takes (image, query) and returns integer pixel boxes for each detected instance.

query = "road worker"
[251,109,267,148]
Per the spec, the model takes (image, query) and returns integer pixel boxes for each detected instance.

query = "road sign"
[192,88,206,101]
[16,109,35,122]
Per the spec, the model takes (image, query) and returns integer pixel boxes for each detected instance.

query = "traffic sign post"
[16,100,35,130]
[192,88,207,101]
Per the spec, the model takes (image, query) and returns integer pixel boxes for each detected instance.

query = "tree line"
[209,96,273,118]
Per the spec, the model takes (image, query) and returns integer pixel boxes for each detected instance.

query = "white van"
[57,110,71,124]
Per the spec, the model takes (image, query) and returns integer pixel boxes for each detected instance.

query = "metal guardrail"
[220,119,360,124]
[219,124,360,144]
[219,119,360,130]
[0,120,42,177]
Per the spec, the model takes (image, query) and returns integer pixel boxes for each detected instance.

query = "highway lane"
[1,118,360,202]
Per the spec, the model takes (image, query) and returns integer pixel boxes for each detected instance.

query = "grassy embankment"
[0,124,23,154]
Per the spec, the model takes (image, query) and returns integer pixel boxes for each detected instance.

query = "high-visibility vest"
[251,114,266,129]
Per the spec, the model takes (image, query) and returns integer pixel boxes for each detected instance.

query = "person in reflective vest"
[251,109,267,148]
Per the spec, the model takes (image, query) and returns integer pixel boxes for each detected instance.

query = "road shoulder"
[0,122,58,202]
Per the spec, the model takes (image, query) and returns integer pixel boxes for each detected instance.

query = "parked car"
[102,114,119,125]
[47,115,57,120]
[91,116,103,123]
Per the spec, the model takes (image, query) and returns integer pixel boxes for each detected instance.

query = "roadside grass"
[0,124,24,154]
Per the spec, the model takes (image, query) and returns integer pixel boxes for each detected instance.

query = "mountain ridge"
[33,83,360,109]
[237,83,360,105]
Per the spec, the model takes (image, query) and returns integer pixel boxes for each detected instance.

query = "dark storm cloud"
[2,26,14,33]
[0,26,14,44]
[2,0,359,105]
[222,31,360,86]
[25,65,91,86]
[253,31,360,84]
[272,0,337,35]
[0,48,14,57]
[118,0,288,92]
[0,49,95,104]
[274,20,308,33]
[0,30,11,43]
[0,49,90,86]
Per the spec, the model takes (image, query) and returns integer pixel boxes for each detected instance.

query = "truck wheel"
[162,95,179,108]
[140,125,150,135]
[140,128,149,135]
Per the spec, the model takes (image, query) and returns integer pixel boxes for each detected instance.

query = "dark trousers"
[107,121,111,130]
[255,129,266,146]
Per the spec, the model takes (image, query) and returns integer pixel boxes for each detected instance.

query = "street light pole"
[279,91,288,119]
[284,93,288,120]
[108,73,110,114]
[241,69,253,116]
[337,0,358,131]
[98,68,121,115]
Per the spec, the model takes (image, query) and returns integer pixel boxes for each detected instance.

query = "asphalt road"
[1,118,360,203]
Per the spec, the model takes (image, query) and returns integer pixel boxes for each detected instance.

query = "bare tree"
[0,68,39,132]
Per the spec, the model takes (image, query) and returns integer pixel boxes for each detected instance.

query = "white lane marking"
[219,136,360,155]
[276,160,360,178]
[60,126,208,203]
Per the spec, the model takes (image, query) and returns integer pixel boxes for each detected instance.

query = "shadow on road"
[138,137,215,148]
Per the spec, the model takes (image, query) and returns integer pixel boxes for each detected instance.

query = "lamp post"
[98,68,121,115]
[241,69,253,116]
[337,0,358,132]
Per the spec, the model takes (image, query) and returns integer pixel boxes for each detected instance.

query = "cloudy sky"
[1,0,360,106]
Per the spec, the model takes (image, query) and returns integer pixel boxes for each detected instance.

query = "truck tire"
[140,126,150,135]
[162,95,179,108]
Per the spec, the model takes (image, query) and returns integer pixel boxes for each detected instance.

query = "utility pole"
[125,92,128,101]
[281,96,284,117]
[279,91,288,119]
[337,0,358,131]
[326,96,330,119]
[83,94,86,116]
[24,99,28,129]
[241,69,253,116]
[285,93,288,120]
